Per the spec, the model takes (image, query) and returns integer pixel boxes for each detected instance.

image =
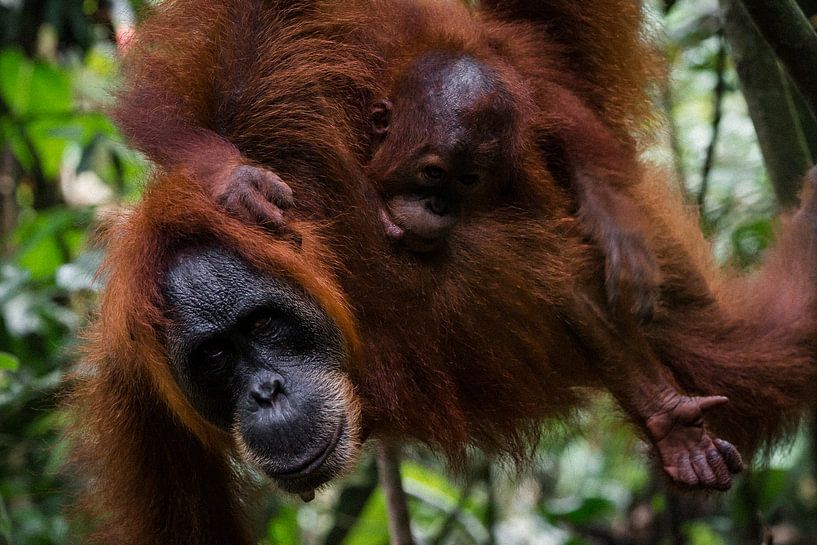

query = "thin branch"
[377,442,415,545]
[482,464,496,545]
[429,479,474,545]
[0,146,17,249]
[698,34,728,211]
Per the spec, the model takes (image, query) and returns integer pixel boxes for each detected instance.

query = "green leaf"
[28,61,73,116]
[684,521,726,545]
[731,219,773,268]
[0,352,19,371]
[265,504,299,544]
[401,461,459,503]
[544,496,615,526]
[22,114,113,180]
[18,235,64,281]
[0,48,73,117]
[752,468,790,511]
[26,118,69,179]
[12,208,92,281]
[341,489,390,545]
[558,497,615,525]
[0,47,31,116]
[0,117,34,171]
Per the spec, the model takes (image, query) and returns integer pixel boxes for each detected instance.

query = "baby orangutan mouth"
[379,193,458,253]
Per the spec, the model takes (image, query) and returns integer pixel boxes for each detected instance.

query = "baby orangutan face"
[367,53,517,253]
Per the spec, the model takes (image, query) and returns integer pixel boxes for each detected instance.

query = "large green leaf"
[264,504,299,545]
[28,61,73,116]
[0,352,19,371]
[12,208,91,281]
[0,48,72,117]
[341,489,390,545]
[0,47,30,116]
[0,117,34,171]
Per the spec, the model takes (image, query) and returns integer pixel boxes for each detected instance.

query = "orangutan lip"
[379,207,405,240]
[379,204,442,252]
[274,418,344,480]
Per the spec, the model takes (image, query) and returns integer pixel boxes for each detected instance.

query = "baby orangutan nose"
[427,194,450,216]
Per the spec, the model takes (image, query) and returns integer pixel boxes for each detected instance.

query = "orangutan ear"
[370,99,393,136]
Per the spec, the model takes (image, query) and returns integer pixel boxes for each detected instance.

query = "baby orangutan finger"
[241,191,302,247]
[241,188,286,228]
[215,165,302,246]
[243,166,294,210]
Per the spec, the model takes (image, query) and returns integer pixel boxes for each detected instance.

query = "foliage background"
[0,0,815,544]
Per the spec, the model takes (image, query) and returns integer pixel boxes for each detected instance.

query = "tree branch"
[738,0,817,119]
[377,442,415,545]
[429,478,475,545]
[720,0,813,206]
[797,0,817,19]
[698,34,728,211]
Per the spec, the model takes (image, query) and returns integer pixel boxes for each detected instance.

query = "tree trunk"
[720,0,813,206]
[738,0,817,120]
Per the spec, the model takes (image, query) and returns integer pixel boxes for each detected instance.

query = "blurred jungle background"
[1,0,817,544]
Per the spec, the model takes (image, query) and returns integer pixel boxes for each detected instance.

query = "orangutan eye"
[248,309,285,337]
[423,165,447,180]
[459,173,480,186]
[252,314,274,334]
[197,338,231,364]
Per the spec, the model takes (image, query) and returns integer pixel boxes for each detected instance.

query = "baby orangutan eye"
[459,174,480,186]
[423,165,447,180]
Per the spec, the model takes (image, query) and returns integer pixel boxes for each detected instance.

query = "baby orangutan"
[366,51,660,322]
[365,51,743,487]
[366,53,518,253]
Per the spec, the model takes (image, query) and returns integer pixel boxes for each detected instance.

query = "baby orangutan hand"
[214,164,301,246]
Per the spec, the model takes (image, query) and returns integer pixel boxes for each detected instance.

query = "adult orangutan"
[67,0,817,543]
[114,0,661,322]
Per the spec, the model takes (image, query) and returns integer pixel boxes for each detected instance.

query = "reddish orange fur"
[69,174,361,544]
[68,0,817,542]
